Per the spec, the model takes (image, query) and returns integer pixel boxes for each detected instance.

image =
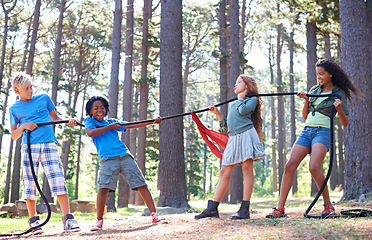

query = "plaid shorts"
[22,143,68,200]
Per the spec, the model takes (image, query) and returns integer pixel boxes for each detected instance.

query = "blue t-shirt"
[9,94,57,144]
[84,117,128,159]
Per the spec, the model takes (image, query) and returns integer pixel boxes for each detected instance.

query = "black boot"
[195,200,220,219]
[231,200,250,219]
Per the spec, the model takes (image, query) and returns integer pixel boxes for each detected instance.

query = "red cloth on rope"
[191,112,229,160]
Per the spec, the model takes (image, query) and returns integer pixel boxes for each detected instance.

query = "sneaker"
[62,213,81,232]
[322,204,335,218]
[28,215,44,235]
[151,212,168,224]
[265,208,286,218]
[91,218,103,231]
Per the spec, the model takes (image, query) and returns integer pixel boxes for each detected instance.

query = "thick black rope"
[118,92,334,126]
[0,120,84,237]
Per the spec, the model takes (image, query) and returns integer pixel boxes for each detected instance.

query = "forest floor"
[1,197,372,240]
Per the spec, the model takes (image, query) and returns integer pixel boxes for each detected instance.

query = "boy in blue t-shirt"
[85,96,168,231]
[9,72,81,234]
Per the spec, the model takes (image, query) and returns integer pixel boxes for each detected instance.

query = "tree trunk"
[219,0,229,203]
[106,0,123,212]
[330,119,339,190]
[306,21,317,91]
[119,0,134,208]
[11,139,22,202]
[228,0,243,204]
[368,0,372,62]
[269,54,277,193]
[158,0,188,208]
[239,0,246,73]
[75,87,87,200]
[108,0,122,117]
[51,0,66,105]
[323,32,331,59]
[289,9,297,194]
[337,120,344,188]
[341,0,372,199]
[26,0,41,75]
[265,33,277,192]
[276,3,286,194]
[0,36,16,159]
[4,137,14,204]
[219,0,228,121]
[0,0,17,93]
[42,0,67,205]
[321,0,331,60]
[21,16,32,71]
[136,0,152,206]
[306,20,318,196]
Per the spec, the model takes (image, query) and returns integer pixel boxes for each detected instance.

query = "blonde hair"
[12,72,32,91]
[239,74,264,140]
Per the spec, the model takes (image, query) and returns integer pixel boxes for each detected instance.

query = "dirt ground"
[2,202,372,240]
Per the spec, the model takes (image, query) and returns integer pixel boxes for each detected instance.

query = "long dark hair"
[85,96,110,117]
[239,75,264,140]
[316,59,363,103]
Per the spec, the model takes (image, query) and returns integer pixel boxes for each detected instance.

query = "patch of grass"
[0,204,150,234]
[0,217,29,234]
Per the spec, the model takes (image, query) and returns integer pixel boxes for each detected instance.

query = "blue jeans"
[295,126,331,153]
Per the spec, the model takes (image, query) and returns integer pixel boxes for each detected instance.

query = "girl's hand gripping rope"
[154,116,162,124]
[297,91,309,100]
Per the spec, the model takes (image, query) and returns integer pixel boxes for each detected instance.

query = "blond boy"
[9,72,80,234]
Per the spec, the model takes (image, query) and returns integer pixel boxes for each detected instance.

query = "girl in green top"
[266,59,363,218]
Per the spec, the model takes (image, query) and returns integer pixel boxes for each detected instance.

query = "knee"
[241,164,253,176]
[219,167,232,179]
[284,161,297,174]
[98,188,110,195]
[309,164,322,176]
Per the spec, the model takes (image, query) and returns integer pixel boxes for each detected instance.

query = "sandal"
[265,207,286,218]
[321,204,335,218]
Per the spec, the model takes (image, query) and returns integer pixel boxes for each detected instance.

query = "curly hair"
[85,96,110,117]
[316,59,363,103]
[239,75,264,140]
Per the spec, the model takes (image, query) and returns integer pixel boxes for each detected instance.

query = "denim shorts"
[99,153,146,191]
[295,126,331,152]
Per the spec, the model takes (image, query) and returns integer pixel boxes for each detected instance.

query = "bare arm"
[124,116,162,129]
[334,99,349,127]
[297,92,309,120]
[85,122,123,137]
[209,106,223,121]
[11,123,38,140]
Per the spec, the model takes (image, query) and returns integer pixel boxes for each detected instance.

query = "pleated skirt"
[222,127,265,166]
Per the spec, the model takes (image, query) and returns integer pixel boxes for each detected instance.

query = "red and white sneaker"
[151,212,168,224]
[90,218,103,231]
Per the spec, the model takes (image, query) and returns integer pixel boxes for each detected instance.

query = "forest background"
[0,0,371,213]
